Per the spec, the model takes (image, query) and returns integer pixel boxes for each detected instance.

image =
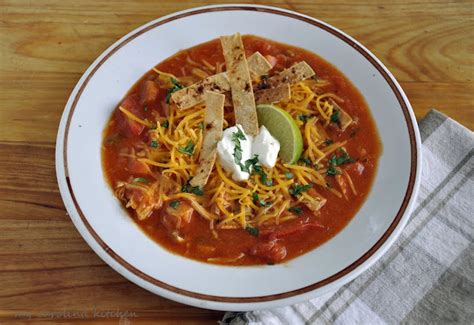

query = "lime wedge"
[256,104,303,164]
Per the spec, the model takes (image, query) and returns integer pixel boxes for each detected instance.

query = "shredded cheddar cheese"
[122,77,355,230]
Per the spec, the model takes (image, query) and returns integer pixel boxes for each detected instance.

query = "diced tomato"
[161,102,171,118]
[118,95,146,137]
[139,80,159,106]
[264,55,278,68]
[260,221,326,240]
[250,240,287,262]
[120,95,142,115]
[127,158,150,175]
[276,53,288,66]
[127,120,145,136]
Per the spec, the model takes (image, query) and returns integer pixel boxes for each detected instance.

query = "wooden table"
[1,0,472,323]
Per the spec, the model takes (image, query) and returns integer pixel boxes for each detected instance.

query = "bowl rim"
[56,4,421,307]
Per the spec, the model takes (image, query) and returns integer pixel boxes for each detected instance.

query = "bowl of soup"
[56,4,421,311]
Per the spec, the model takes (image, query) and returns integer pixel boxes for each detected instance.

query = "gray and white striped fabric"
[223,110,473,324]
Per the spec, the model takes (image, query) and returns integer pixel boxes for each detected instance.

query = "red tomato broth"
[102,35,381,265]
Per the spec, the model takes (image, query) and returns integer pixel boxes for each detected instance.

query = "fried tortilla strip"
[329,98,354,131]
[222,92,233,107]
[189,92,225,188]
[171,52,271,110]
[220,33,259,135]
[267,61,315,87]
[255,83,291,104]
[247,52,272,80]
[171,72,230,110]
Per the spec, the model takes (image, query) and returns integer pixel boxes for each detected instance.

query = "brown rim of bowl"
[62,6,418,303]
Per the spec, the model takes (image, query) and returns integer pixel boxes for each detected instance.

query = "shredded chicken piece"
[115,174,178,220]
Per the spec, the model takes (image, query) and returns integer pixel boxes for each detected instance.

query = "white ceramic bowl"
[56,4,421,311]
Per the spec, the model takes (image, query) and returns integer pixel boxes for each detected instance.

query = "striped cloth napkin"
[223,110,473,324]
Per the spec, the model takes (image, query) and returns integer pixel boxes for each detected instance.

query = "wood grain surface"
[0,0,472,323]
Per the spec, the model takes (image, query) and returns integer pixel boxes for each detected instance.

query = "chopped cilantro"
[300,157,312,166]
[233,144,242,163]
[230,128,272,185]
[233,127,246,141]
[330,110,340,124]
[245,226,259,237]
[132,177,148,183]
[191,186,204,196]
[326,165,341,176]
[243,155,259,172]
[181,180,204,196]
[298,114,310,122]
[162,120,169,129]
[326,149,353,177]
[285,171,294,179]
[328,149,354,167]
[252,192,271,207]
[232,127,248,172]
[288,206,302,215]
[324,139,334,145]
[231,129,261,175]
[165,78,183,103]
[251,192,259,203]
[198,122,204,130]
[169,200,180,209]
[242,153,272,186]
[178,140,195,155]
[181,183,190,193]
[253,165,273,186]
[150,140,159,148]
[289,183,312,197]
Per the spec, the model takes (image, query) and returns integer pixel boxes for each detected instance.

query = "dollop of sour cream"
[217,125,253,181]
[217,124,280,181]
[252,125,280,169]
